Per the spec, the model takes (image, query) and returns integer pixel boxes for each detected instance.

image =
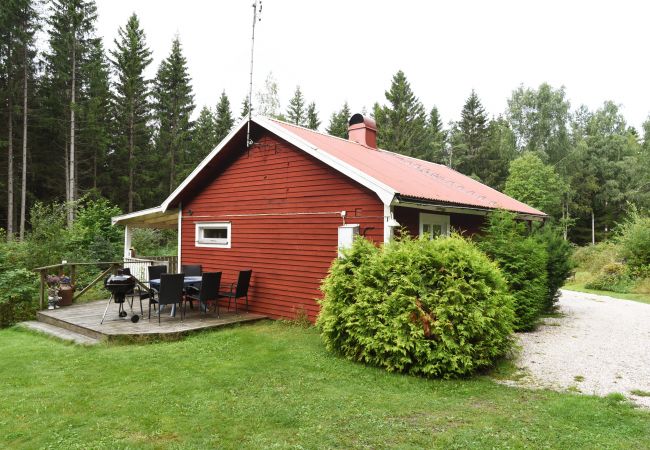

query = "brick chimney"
[348,113,377,149]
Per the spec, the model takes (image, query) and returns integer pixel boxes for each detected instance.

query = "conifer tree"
[286,85,306,125]
[44,0,98,226]
[152,36,194,194]
[306,102,320,130]
[418,106,446,163]
[214,90,233,143]
[326,102,350,138]
[111,13,152,212]
[449,89,489,177]
[240,96,250,119]
[374,70,428,156]
[183,105,215,180]
[78,38,111,193]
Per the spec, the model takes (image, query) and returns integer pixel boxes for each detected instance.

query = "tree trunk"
[128,112,134,212]
[19,52,28,240]
[6,40,14,241]
[68,42,76,227]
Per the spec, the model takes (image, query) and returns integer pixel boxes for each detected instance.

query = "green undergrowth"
[1,321,649,449]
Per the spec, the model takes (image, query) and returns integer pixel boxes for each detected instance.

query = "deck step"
[19,321,101,345]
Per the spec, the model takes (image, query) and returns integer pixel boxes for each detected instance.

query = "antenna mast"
[247,0,262,147]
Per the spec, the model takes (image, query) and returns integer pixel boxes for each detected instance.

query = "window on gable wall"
[195,222,231,248]
[419,213,450,239]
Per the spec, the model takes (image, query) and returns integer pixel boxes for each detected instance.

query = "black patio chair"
[181,264,202,277]
[217,270,252,313]
[151,273,185,324]
[145,264,168,313]
[184,272,222,317]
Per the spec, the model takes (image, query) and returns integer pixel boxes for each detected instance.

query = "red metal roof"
[271,120,546,216]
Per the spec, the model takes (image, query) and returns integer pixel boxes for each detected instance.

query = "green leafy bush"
[585,262,633,293]
[534,224,574,311]
[0,268,39,327]
[616,209,650,271]
[318,235,514,378]
[477,211,548,331]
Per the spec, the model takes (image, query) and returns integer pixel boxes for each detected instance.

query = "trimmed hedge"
[317,235,514,378]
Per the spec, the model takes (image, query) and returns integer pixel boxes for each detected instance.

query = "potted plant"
[46,275,61,310]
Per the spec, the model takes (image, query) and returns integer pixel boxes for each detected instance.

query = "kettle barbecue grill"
[100,270,140,324]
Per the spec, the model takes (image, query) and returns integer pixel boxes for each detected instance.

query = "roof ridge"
[266,116,380,151]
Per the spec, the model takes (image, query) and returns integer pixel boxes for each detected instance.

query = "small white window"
[419,213,450,239]
[195,222,231,248]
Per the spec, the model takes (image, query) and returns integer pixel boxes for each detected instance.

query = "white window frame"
[419,213,450,239]
[195,222,231,248]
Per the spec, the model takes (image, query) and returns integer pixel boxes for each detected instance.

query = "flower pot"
[59,283,75,306]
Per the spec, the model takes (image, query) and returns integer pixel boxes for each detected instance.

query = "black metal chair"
[218,270,252,313]
[184,272,222,317]
[181,264,202,277]
[151,273,185,324]
[145,265,168,313]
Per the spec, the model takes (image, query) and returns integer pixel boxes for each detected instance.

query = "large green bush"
[585,262,633,293]
[534,224,573,311]
[616,209,650,271]
[318,235,514,378]
[477,211,548,331]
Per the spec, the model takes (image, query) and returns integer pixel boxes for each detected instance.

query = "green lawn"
[1,322,649,449]
[563,283,650,305]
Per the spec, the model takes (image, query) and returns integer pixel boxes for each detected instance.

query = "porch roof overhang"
[111,206,178,229]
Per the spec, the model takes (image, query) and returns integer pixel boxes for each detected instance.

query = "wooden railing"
[32,262,122,310]
[33,256,178,310]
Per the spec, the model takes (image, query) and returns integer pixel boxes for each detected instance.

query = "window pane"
[423,224,430,234]
[204,228,227,239]
[431,225,442,236]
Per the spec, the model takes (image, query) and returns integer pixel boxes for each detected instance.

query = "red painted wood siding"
[394,206,486,237]
[181,132,384,321]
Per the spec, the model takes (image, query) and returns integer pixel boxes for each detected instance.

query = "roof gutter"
[394,196,547,222]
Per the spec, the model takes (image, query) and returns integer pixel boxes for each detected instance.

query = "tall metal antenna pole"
[247,0,262,148]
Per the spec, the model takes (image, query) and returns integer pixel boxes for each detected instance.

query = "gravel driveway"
[512,289,650,408]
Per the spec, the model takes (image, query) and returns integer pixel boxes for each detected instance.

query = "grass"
[631,390,650,397]
[1,322,649,449]
[563,282,650,305]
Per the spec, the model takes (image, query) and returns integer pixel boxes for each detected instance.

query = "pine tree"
[214,90,233,143]
[191,106,216,155]
[374,70,428,156]
[418,106,446,163]
[306,102,320,130]
[450,89,489,177]
[110,13,152,212]
[240,96,250,119]
[326,102,350,138]
[78,38,111,194]
[152,36,194,194]
[44,0,98,225]
[286,85,306,125]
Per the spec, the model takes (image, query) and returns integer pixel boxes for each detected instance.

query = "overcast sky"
[95,0,650,132]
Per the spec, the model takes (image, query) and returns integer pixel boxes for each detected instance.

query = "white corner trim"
[177,205,182,268]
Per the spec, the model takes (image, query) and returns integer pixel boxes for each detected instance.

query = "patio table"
[149,276,203,317]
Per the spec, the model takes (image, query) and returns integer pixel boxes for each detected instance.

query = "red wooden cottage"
[112,114,545,321]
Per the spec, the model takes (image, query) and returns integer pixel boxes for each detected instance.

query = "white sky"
[95,0,650,132]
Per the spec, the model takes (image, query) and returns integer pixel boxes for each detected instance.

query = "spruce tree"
[326,102,350,138]
[450,89,489,178]
[214,90,233,143]
[44,0,98,225]
[419,106,446,163]
[183,106,215,180]
[374,70,428,155]
[110,13,152,212]
[152,36,194,194]
[306,102,320,130]
[240,96,250,119]
[286,85,306,125]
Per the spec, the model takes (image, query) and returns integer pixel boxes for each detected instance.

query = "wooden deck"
[36,299,267,342]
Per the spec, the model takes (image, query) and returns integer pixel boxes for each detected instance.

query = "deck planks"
[36,300,267,342]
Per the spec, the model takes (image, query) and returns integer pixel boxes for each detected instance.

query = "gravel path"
[512,289,650,408]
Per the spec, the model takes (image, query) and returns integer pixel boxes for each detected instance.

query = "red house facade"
[113,115,545,321]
